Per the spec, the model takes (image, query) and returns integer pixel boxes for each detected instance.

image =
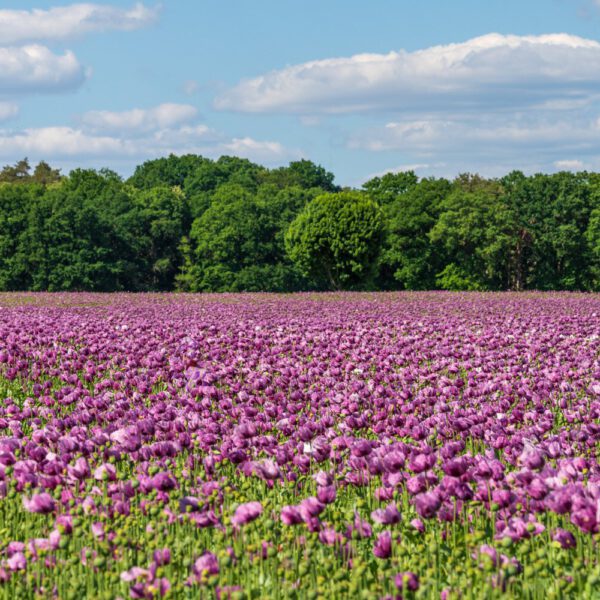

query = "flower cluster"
[0,292,597,598]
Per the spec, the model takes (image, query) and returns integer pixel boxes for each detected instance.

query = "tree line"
[0,155,599,292]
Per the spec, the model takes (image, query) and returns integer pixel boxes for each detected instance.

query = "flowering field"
[0,292,599,599]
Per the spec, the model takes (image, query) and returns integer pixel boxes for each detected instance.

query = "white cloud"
[81,103,199,135]
[0,127,133,156]
[0,45,85,93]
[0,3,159,45]
[182,80,200,96]
[349,117,600,155]
[365,163,433,179]
[553,159,585,170]
[0,116,298,167]
[221,137,292,162]
[216,33,600,114]
[0,103,18,122]
[346,115,600,178]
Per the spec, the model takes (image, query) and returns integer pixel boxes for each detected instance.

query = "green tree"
[0,158,31,183]
[180,184,306,292]
[429,176,512,290]
[32,161,62,185]
[587,208,600,290]
[17,170,140,291]
[128,154,208,190]
[129,186,190,290]
[184,155,267,219]
[0,183,45,289]
[285,191,384,290]
[376,177,451,289]
[265,160,338,192]
[363,171,419,207]
[502,172,594,290]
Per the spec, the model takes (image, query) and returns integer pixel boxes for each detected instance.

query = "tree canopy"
[0,155,598,292]
[285,191,384,290]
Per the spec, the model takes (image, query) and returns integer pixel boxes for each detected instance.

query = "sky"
[2,1,600,186]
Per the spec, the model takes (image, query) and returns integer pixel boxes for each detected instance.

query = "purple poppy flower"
[110,426,141,452]
[317,485,337,504]
[23,492,56,514]
[442,457,469,477]
[351,440,373,457]
[371,502,401,525]
[6,552,26,572]
[153,548,171,566]
[121,567,152,583]
[491,489,512,509]
[374,488,395,505]
[382,451,406,473]
[414,491,441,519]
[67,457,90,481]
[395,571,419,592]
[373,530,392,559]
[93,463,117,482]
[409,453,435,474]
[55,515,73,534]
[179,496,201,513]
[151,472,177,492]
[313,471,333,487]
[91,522,104,540]
[254,459,281,480]
[571,506,597,533]
[352,513,373,539]
[545,490,572,514]
[552,528,576,549]
[231,501,262,526]
[474,544,499,568]
[280,505,303,526]
[6,542,25,557]
[299,497,325,522]
[410,518,425,533]
[406,475,427,495]
[519,445,545,470]
[193,552,219,578]
[319,527,342,546]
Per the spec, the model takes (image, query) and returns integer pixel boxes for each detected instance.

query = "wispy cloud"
[81,103,199,135]
[0,103,18,122]
[182,80,200,96]
[0,3,159,45]
[348,118,600,153]
[345,114,600,178]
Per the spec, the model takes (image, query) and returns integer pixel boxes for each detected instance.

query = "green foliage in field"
[0,155,600,291]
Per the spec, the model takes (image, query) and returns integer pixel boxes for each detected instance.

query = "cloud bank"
[214,32,600,178]
[215,33,600,114]
[0,103,297,167]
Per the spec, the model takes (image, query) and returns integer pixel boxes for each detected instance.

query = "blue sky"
[1,1,600,185]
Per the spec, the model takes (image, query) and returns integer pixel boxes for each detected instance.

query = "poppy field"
[0,292,598,599]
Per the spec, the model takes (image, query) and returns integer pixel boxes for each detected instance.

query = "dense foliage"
[285,191,384,290]
[0,292,598,598]
[1,156,600,291]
